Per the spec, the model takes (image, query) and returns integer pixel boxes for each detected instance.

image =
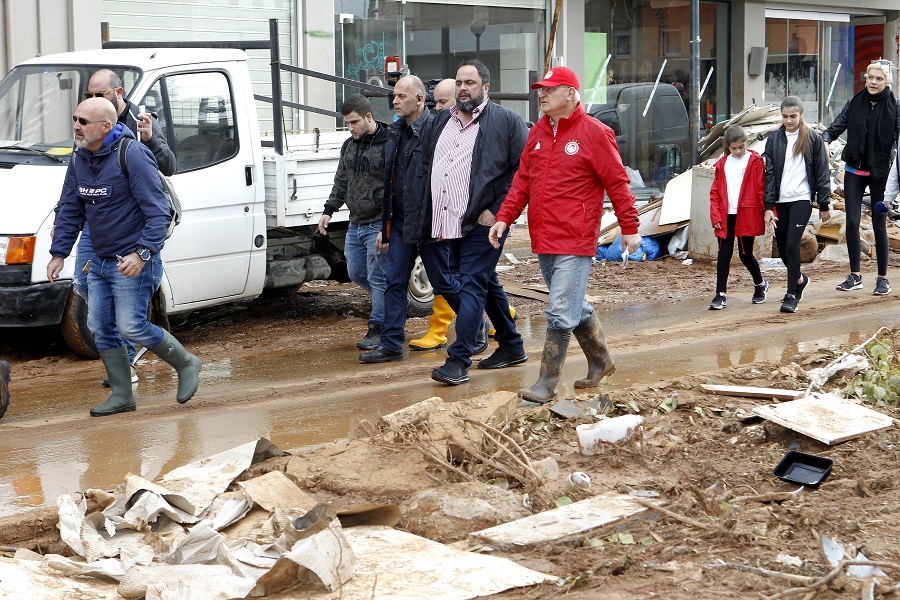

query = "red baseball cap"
[530,67,580,90]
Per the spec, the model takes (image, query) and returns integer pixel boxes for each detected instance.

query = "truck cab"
[0,48,351,356]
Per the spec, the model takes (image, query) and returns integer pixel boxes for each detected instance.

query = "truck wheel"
[407,257,434,317]
[60,290,98,359]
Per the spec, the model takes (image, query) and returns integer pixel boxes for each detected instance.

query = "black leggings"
[844,172,889,276]
[716,214,763,293]
[773,200,812,296]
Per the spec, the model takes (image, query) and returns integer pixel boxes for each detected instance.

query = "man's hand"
[765,209,778,229]
[820,210,831,223]
[621,233,641,256]
[118,253,147,278]
[477,209,496,227]
[317,214,331,236]
[712,221,722,230]
[375,231,388,253]
[489,222,508,249]
[47,257,65,282]
[136,112,152,143]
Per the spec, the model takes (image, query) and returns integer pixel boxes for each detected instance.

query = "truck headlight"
[0,236,36,264]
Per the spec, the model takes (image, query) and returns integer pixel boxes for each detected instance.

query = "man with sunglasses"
[62,69,177,386]
[48,98,201,417]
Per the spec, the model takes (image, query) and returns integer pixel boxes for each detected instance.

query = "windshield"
[0,64,141,151]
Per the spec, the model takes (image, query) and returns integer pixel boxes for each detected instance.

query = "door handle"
[245,165,253,186]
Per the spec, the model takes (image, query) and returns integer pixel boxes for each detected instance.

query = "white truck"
[0,42,433,357]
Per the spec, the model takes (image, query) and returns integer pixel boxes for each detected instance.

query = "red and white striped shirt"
[430,99,488,239]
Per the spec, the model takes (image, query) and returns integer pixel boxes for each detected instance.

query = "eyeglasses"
[82,88,116,99]
[72,116,105,126]
[870,59,894,68]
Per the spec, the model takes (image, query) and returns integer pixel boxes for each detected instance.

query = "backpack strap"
[117,137,133,178]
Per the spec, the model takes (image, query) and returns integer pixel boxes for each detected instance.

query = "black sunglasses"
[72,116,105,126]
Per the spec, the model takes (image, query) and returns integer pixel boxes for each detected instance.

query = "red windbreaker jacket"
[496,103,639,257]
[709,150,765,239]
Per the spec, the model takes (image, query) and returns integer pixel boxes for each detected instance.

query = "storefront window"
[766,13,885,128]
[584,0,729,190]
[335,1,544,123]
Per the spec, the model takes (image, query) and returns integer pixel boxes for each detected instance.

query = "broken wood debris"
[700,384,805,400]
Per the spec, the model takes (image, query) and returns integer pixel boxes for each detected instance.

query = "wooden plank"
[469,492,660,549]
[498,280,550,302]
[700,384,805,400]
[751,393,894,445]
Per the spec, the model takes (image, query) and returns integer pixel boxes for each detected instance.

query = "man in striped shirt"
[426,60,528,385]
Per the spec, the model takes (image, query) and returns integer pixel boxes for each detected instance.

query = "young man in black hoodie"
[319,95,390,350]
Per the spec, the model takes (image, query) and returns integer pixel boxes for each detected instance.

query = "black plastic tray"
[772,451,833,487]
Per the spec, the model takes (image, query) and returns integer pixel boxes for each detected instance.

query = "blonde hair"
[868,61,894,85]
[781,96,809,159]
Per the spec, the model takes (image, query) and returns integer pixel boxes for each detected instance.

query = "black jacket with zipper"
[324,122,389,225]
[424,101,528,236]
[762,128,831,211]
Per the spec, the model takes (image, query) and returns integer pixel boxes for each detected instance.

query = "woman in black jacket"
[823,60,900,296]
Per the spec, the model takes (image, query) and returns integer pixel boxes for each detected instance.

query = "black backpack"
[117,137,182,239]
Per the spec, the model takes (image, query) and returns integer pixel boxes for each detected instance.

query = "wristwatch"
[136,248,151,261]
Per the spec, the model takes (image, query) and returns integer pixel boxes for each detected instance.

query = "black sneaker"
[751,280,769,304]
[780,294,798,313]
[431,358,470,385]
[477,345,528,370]
[0,360,9,420]
[708,294,726,310]
[836,273,862,291]
[355,321,384,351]
[795,274,809,302]
[873,277,891,296]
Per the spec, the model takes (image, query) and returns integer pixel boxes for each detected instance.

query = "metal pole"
[269,18,284,156]
[689,0,701,165]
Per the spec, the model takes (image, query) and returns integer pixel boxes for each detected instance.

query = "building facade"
[2,1,898,182]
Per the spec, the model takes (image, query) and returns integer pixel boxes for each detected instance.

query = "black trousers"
[715,213,763,294]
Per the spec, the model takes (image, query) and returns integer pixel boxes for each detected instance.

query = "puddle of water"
[0,295,890,517]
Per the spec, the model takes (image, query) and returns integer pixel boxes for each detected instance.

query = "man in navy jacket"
[48,98,201,417]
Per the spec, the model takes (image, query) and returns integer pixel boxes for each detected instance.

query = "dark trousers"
[715,213,763,293]
[844,172,889,276]
[773,200,812,296]
[380,220,450,352]
[433,224,522,368]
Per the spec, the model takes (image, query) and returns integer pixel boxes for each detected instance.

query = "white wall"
[0,0,102,76]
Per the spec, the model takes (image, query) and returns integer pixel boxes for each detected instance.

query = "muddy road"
[1,227,897,519]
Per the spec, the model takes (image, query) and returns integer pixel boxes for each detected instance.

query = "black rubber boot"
[572,313,616,388]
[519,329,570,404]
[150,331,202,404]
[356,321,384,351]
[90,347,137,417]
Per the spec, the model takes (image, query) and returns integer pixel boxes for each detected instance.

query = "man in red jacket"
[489,67,640,404]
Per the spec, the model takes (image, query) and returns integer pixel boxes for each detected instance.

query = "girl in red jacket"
[708,124,767,309]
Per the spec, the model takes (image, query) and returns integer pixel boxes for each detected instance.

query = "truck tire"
[407,257,434,317]
[60,290,98,359]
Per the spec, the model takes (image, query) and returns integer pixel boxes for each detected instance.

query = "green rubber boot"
[151,331,202,404]
[90,347,136,417]
[572,313,616,388]
[519,329,570,404]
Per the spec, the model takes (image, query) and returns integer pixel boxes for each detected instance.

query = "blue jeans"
[380,220,451,353]
[538,254,594,331]
[345,222,387,324]
[74,224,138,362]
[87,255,164,352]
[436,224,522,368]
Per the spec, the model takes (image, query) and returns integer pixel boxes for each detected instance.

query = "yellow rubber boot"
[410,295,455,350]
[488,305,517,337]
